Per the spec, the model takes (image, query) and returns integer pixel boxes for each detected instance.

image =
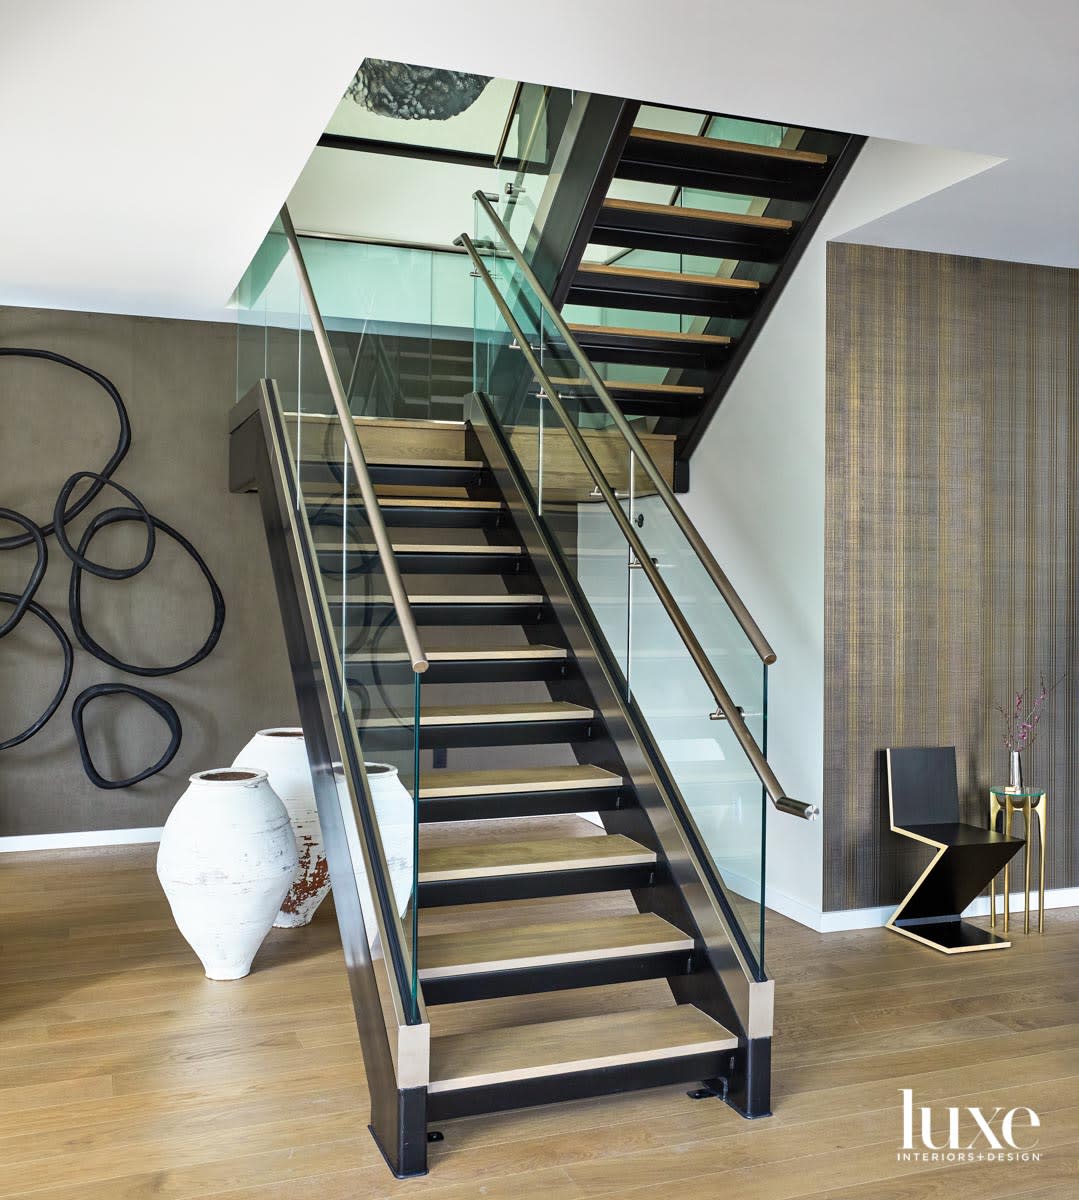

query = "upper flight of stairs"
[290,420,745,1132]
[550,111,862,467]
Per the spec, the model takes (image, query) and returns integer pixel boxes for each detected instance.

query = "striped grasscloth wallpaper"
[824,242,1079,912]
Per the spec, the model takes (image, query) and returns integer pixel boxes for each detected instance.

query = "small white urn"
[334,762,415,945]
[232,728,329,928]
[157,768,299,980]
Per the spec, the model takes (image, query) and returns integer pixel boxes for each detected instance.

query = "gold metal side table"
[989,787,1047,934]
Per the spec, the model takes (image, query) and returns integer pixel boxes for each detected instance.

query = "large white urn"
[156,768,299,980]
[232,728,329,928]
[334,762,415,946]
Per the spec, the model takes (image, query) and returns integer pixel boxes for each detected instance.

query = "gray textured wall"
[0,307,297,836]
[824,243,1079,911]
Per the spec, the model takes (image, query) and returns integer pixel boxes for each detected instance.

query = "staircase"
[227,87,846,1179]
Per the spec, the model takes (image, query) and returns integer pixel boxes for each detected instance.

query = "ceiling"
[1,0,1076,320]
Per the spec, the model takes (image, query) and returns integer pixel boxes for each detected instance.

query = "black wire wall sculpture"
[0,591,73,751]
[0,507,47,636]
[68,507,225,675]
[72,684,182,789]
[0,348,131,549]
[0,348,226,788]
[54,473,155,580]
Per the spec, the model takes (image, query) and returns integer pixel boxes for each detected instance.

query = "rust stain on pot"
[280,835,329,914]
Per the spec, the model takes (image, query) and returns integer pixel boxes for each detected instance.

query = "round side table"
[989,787,1047,934]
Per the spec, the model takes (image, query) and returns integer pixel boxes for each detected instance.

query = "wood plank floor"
[1,838,1076,1199]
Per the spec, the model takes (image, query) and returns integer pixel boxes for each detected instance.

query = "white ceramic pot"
[334,762,415,946]
[156,768,299,980]
[232,728,329,928]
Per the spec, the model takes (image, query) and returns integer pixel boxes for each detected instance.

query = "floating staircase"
[230,87,841,1177]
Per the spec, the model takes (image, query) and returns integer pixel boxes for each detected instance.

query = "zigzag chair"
[885,746,1024,954]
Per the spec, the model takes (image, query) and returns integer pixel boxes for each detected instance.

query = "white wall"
[681,138,999,928]
[289,148,500,251]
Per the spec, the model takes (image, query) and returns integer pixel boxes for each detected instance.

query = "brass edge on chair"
[466,190,777,667]
[460,233,809,822]
[279,204,428,675]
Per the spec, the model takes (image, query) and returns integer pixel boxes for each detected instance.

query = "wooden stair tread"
[419,763,621,799]
[348,645,567,666]
[547,376,705,397]
[288,413,467,431]
[428,1005,735,1093]
[629,126,828,165]
[299,454,484,470]
[368,702,592,729]
[601,196,793,231]
[408,593,543,604]
[313,541,523,555]
[568,323,731,346]
[575,262,760,290]
[418,913,692,979]
[309,497,504,511]
[367,457,484,469]
[327,592,545,605]
[420,833,654,883]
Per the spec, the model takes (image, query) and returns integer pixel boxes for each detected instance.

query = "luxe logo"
[899,1090,1041,1162]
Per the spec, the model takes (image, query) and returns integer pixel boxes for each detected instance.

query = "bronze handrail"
[459,231,814,821]
[469,189,776,665]
[279,204,428,674]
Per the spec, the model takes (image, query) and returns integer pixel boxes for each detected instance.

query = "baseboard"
[763,885,829,932]
[815,887,1079,932]
[0,827,164,853]
[720,866,826,934]
[818,905,893,932]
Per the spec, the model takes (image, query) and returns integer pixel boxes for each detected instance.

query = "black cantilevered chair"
[885,747,1024,954]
